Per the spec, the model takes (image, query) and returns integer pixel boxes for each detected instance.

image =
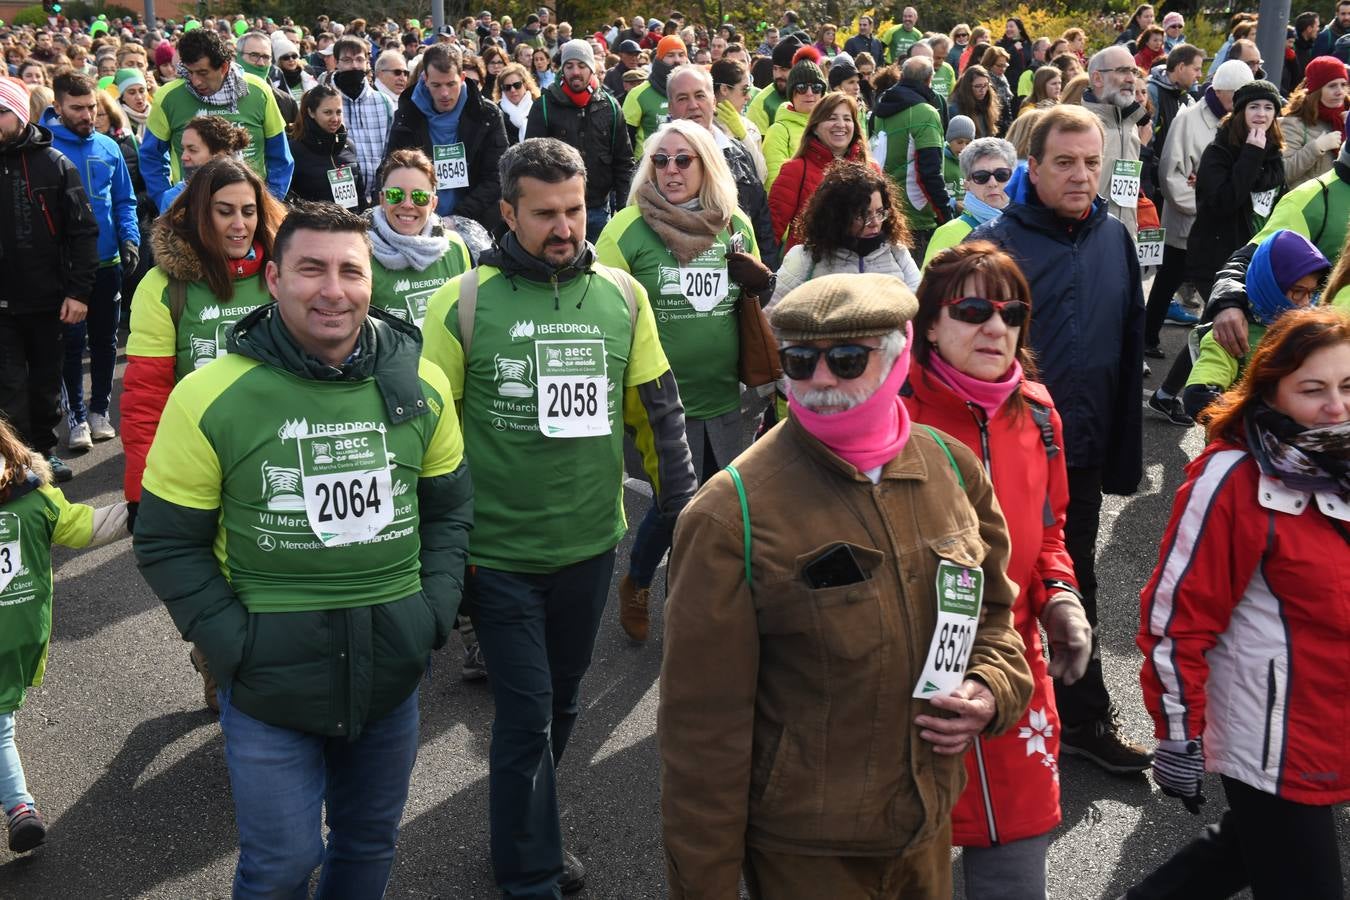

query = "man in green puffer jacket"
[133,202,472,897]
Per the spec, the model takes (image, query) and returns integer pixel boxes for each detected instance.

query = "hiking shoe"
[67,420,92,451]
[189,646,220,713]
[1144,344,1165,360]
[618,574,651,642]
[6,802,46,853]
[560,847,586,895]
[1147,391,1193,426]
[1164,301,1199,325]
[1062,716,1154,774]
[88,411,117,442]
[461,639,487,682]
[46,456,73,483]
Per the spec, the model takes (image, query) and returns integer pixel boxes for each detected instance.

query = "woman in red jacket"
[903,242,1093,899]
[1132,307,1350,900]
[767,92,875,250]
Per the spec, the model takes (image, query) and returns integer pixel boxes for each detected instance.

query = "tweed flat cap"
[771,273,918,341]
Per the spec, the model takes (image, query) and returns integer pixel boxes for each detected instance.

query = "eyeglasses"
[383,187,432,206]
[243,51,272,63]
[969,167,1013,185]
[1165,23,1183,29]
[501,79,524,91]
[1246,58,1264,70]
[943,296,1029,327]
[779,344,879,380]
[381,67,410,77]
[854,209,890,226]
[793,82,826,95]
[652,153,695,169]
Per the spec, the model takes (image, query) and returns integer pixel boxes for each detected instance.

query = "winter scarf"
[119,98,150,132]
[177,61,250,111]
[1318,102,1346,134]
[961,190,1005,225]
[1246,402,1350,498]
[499,93,532,140]
[635,182,729,264]
[1203,86,1227,120]
[927,351,1024,420]
[367,207,453,272]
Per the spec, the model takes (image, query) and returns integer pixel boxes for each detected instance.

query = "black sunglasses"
[500,79,525,90]
[652,153,695,169]
[969,168,1013,185]
[793,82,826,95]
[779,344,879,380]
[943,296,1029,327]
[279,54,299,61]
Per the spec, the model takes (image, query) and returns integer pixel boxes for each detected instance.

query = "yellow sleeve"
[1331,286,1350,310]
[38,484,94,549]
[1186,330,1241,390]
[623,83,645,128]
[145,86,172,141]
[416,358,465,477]
[746,89,772,135]
[421,276,467,401]
[126,268,176,358]
[141,369,235,511]
[762,123,790,190]
[593,217,631,271]
[1250,179,1318,246]
[623,276,671,387]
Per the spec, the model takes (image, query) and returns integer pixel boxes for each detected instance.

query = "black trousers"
[1157,275,1216,397]
[1124,776,1344,900]
[1053,465,1111,726]
[1144,243,1188,347]
[0,310,65,455]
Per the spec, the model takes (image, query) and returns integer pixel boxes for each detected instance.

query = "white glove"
[1314,130,1343,153]
[1041,591,1092,685]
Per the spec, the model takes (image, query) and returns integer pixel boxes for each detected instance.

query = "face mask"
[334,68,367,97]
[239,60,270,79]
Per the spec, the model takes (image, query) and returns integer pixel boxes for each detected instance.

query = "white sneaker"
[87,411,116,441]
[67,420,93,451]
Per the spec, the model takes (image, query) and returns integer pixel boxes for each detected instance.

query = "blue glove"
[1153,738,1206,814]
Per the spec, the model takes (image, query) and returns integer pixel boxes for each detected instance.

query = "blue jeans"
[466,550,617,899]
[218,684,421,900]
[0,711,34,813]
[585,205,611,244]
[62,264,122,423]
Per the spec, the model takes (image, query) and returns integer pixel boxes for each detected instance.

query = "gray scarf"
[177,61,250,111]
[367,207,453,272]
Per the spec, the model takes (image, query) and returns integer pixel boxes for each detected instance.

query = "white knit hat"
[1212,58,1255,92]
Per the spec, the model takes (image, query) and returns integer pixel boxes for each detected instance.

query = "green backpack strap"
[725,463,753,586]
[920,425,965,489]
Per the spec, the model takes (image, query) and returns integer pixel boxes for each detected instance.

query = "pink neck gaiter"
[926,351,1024,420]
[790,324,914,473]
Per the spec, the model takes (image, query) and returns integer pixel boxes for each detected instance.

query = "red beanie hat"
[0,78,30,127]
[656,34,687,62]
[1303,56,1347,96]
[792,44,823,66]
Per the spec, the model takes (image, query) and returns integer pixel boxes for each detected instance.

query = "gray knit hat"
[946,115,976,142]
[559,38,595,71]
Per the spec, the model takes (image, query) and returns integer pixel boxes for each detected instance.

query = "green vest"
[370,241,471,329]
[595,206,757,419]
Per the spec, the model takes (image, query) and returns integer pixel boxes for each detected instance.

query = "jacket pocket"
[792,542,888,660]
[750,719,785,805]
[1261,656,1288,779]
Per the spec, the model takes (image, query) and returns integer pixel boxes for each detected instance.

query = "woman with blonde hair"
[492,62,538,144]
[595,120,770,642]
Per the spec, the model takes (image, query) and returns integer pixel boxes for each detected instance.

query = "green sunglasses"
[383,187,432,207]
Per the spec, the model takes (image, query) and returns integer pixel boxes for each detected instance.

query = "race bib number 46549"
[535,339,610,438]
[913,561,985,699]
[297,427,395,547]
[434,143,469,191]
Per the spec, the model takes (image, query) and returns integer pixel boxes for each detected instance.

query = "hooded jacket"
[872,81,951,231]
[134,305,473,738]
[524,78,635,211]
[387,76,509,231]
[0,123,100,315]
[622,60,674,154]
[970,197,1145,493]
[41,109,139,264]
[286,118,367,210]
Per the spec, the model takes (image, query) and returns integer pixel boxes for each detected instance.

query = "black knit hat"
[772,34,803,68]
[1232,79,1281,114]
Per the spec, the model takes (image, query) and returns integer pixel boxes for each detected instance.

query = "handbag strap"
[725,463,753,586]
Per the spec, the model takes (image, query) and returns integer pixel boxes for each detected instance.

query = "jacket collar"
[1257,472,1350,521]
[1003,190,1107,238]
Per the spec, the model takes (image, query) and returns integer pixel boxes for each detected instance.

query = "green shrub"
[12,4,48,27]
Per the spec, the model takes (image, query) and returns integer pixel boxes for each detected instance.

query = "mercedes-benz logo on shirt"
[256,533,277,552]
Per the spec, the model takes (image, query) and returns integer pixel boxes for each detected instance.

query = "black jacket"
[843,34,884,62]
[721,136,778,269]
[1185,137,1285,288]
[287,119,368,211]
[524,81,635,211]
[0,123,100,315]
[386,78,509,232]
[970,197,1144,494]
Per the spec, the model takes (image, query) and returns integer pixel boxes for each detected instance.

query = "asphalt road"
[1,323,1346,899]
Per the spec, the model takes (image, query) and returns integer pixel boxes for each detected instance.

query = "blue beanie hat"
[1245,230,1330,325]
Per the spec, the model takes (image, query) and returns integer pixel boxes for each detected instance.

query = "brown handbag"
[736,292,782,387]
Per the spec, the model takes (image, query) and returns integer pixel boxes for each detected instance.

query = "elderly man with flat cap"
[658,273,1033,900]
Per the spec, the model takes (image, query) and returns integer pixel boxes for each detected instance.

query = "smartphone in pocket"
[802,544,868,589]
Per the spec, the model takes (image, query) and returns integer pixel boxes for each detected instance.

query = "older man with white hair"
[1083,44,1150,236]
[660,272,1032,899]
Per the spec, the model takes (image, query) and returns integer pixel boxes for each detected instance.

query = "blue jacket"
[968,196,1145,494]
[41,108,139,263]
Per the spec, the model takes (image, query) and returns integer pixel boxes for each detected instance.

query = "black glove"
[120,239,140,276]
[725,250,772,294]
[1153,738,1206,814]
[126,501,138,535]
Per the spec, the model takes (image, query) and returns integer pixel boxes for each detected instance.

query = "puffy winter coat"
[762,103,810,189]
[768,137,872,247]
[770,240,919,306]
[0,123,100,315]
[1277,115,1338,188]
[1139,442,1350,805]
[969,197,1144,493]
[286,119,367,210]
[903,368,1076,847]
[1185,136,1285,289]
[525,81,634,212]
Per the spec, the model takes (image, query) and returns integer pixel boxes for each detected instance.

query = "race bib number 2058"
[535,339,610,438]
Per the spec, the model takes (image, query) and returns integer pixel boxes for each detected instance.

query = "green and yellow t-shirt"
[369,237,472,330]
[141,353,464,613]
[623,80,670,157]
[127,268,274,381]
[421,265,669,572]
[145,73,286,181]
[596,206,757,420]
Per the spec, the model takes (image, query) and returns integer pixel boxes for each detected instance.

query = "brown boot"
[618,574,651,642]
[189,645,220,713]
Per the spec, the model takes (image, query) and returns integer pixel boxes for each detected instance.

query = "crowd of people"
[0,3,1348,899]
